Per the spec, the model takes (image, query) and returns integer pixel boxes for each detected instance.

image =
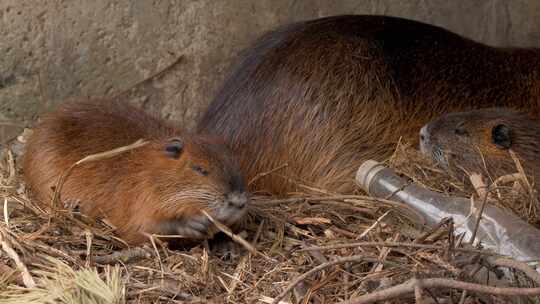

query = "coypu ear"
[491,124,512,149]
[165,138,184,159]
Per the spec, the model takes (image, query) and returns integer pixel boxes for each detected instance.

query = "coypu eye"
[192,164,209,176]
[491,124,512,149]
[165,139,184,159]
[454,122,468,136]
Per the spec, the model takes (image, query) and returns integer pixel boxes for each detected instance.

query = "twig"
[0,230,35,288]
[129,281,196,301]
[271,255,371,304]
[227,221,265,296]
[227,255,249,295]
[201,210,268,260]
[414,283,425,304]
[144,233,165,279]
[259,296,291,304]
[300,241,494,255]
[356,210,390,240]
[84,230,92,268]
[3,197,8,227]
[458,290,468,304]
[328,226,359,239]
[371,234,399,273]
[31,241,82,266]
[337,277,540,304]
[468,173,490,245]
[487,257,540,285]
[469,173,489,200]
[413,218,451,244]
[509,150,535,197]
[92,247,152,265]
[493,173,523,186]
[4,148,15,185]
[303,242,328,264]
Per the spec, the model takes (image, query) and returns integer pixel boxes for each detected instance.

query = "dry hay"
[389,142,540,229]
[1,132,540,304]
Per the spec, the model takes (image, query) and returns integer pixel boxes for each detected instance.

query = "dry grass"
[389,143,540,228]
[1,133,539,304]
[0,257,124,304]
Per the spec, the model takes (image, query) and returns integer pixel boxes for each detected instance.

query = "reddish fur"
[198,15,540,195]
[23,99,245,244]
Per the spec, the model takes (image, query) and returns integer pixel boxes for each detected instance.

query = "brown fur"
[420,108,540,192]
[23,99,248,245]
[197,15,540,195]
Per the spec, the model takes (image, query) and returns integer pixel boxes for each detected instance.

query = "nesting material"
[0,135,539,304]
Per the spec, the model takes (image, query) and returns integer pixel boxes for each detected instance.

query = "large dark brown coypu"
[420,108,540,193]
[23,99,249,245]
[197,14,540,195]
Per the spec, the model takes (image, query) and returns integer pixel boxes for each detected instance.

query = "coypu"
[420,108,540,191]
[197,14,540,195]
[23,99,249,245]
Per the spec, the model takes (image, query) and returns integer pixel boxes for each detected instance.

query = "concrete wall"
[1,0,540,142]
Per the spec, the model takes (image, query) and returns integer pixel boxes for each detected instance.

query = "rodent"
[197,15,540,195]
[420,108,540,191]
[23,99,249,245]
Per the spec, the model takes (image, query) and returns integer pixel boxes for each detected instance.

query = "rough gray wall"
[1,0,540,142]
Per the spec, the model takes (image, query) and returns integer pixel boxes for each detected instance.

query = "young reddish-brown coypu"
[23,99,249,245]
[197,15,540,195]
[420,108,540,192]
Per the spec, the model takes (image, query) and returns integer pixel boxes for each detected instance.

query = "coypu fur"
[197,15,540,195]
[23,99,249,245]
[420,108,540,193]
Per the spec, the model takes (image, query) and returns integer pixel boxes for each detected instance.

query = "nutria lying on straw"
[23,99,249,244]
[197,14,540,195]
[420,108,540,192]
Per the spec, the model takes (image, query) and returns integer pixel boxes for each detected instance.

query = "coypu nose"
[419,125,430,153]
[226,191,248,209]
[419,125,428,142]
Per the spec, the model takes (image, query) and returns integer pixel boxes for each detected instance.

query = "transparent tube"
[356,160,540,264]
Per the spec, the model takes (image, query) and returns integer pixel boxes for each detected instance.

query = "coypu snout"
[419,123,448,167]
[225,191,249,209]
[419,124,430,154]
[158,191,249,240]
[213,191,249,226]
[155,137,251,240]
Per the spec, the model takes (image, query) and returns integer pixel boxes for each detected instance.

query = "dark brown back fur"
[197,15,540,195]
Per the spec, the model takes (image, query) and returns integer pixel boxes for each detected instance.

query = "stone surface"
[1,0,540,140]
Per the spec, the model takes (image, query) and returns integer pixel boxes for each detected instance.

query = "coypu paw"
[158,215,213,239]
[176,215,212,239]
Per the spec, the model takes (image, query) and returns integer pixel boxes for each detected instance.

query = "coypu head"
[141,135,249,239]
[419,108,540,184]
